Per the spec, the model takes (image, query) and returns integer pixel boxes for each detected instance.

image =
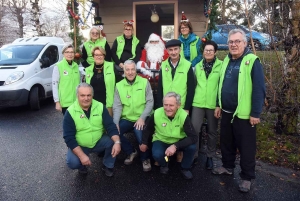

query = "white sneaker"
[142,159,151,172]
[124,149,138,165]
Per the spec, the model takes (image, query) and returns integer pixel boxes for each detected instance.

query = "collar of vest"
[73,99,99,112]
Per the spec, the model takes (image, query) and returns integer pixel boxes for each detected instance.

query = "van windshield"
[0,45,44,65]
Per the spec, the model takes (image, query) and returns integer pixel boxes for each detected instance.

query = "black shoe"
[102,166,114,177]
[181,169,193,180]
[206,157,213,170]
[160,166,169,174]
[78,166,88,175]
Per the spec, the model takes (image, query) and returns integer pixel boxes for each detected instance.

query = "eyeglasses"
[228,40,242,45]
[204,49,214,53]
[94,54,104,57]
[91,32,99,35]
[124,28,132,31]
[180,27,189,30]
[64,51,74,54]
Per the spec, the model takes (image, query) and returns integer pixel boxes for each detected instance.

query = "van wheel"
[29,86,40,110]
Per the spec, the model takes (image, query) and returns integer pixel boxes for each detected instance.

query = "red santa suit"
[137,33,169,77]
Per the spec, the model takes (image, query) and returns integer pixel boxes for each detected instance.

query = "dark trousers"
[220,112,256,180]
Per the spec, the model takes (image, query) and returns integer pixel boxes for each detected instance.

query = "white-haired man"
[137,33,169,77]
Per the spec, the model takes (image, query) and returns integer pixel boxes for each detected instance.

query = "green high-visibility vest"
[153,107,187,144]
[57,58,80,107]
[218,54,258,119]
[116,76,147,122]
[116,35,139,60]
[192,58,222,109]
[84,39,106,65]
[180,36,199,62]
[160,58,191,108]
[68,100,104,148]
[85,61,115,107]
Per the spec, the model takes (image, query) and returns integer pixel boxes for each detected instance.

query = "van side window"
[41,45,59,66]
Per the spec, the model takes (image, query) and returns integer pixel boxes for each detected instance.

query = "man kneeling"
[140,92,197,179]
[63,83,121,177]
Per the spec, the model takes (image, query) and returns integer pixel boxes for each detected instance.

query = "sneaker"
[212,166,233,175]
[142,159,151,172]
[78,166,88,175]
[102,166,114,177]
[239,180,251,193]
[181,169,193,180]
[206,157,213,170]
[124,149,138,165]
[160,166,169,174]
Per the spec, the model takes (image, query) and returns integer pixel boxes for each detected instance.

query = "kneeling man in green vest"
[113,60,154,172]
[63,83,121,177]
[140,92,197,179]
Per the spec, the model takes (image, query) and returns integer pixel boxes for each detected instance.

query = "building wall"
[98,0,206,46]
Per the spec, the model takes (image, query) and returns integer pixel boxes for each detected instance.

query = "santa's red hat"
[181,11,189,22]
[148,33,165,44]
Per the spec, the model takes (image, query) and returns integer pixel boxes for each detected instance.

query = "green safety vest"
[68,100,104,148]
[116,76,147,122]
[218,54,258,119]
[57,58,80,107]
[84,39,106,65]
[85,61,116,107]
[192,58,222,109]
[116,35,139,60]
[160,58,191,108]
[153,107,187,144]
[180,36,199,62]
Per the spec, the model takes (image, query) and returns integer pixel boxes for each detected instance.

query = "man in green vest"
[113,60,154,172]
[63,83,121,177]
[140,92,197,179]
[213,29,266,193]
[157,39,195,113]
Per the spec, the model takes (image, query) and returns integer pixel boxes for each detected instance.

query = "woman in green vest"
[111,20,142,72]
[178,12,202,67]
[85,47,122,116]
[81,27,112,67]
[52,44,81,115]
[191,40,222,169]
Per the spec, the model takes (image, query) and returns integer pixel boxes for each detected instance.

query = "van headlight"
[4,71,24,85]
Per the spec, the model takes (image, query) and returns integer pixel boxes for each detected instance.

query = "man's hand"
[79,154,91,166]
[249,116,260,127]
[214,107,221,118]
[119,63,124,69]
[134,118,145,130]
[111,143,121,158]
[139,144,148,152]
[165,144,177,157]
[55,102,62,112]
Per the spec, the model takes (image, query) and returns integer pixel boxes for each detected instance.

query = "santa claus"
[137,33,169,77]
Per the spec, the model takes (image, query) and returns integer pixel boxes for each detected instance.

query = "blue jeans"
[152,140,196,169]
[66,134,116,169]
[119,119,150,161]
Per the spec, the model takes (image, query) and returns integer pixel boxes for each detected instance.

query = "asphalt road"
[0,99,299,201]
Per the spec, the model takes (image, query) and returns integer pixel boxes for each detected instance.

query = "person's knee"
[152,149,164,160]
[185,144,197,153]
[66,157,81,169]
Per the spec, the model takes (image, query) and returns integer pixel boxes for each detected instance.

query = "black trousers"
[220,112,256,180]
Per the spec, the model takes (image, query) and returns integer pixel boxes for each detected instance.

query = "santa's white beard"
[145,43,165,63]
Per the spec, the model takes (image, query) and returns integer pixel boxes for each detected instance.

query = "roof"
[11,37,65,45]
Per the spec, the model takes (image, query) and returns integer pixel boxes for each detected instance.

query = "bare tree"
[6,0,29,38]
[30,0,45,36]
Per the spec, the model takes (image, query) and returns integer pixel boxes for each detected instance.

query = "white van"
[0,37,65,110]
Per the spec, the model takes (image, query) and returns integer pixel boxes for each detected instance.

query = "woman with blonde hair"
[81,26,112,67]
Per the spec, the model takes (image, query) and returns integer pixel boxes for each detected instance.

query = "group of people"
[52,13,265,193]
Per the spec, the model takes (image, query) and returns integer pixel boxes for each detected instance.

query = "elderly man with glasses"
[213,29,266,193]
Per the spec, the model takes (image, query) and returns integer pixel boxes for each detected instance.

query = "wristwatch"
[114,140,121,144]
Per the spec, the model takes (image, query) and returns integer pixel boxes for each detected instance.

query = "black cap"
[165,39,181,48]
